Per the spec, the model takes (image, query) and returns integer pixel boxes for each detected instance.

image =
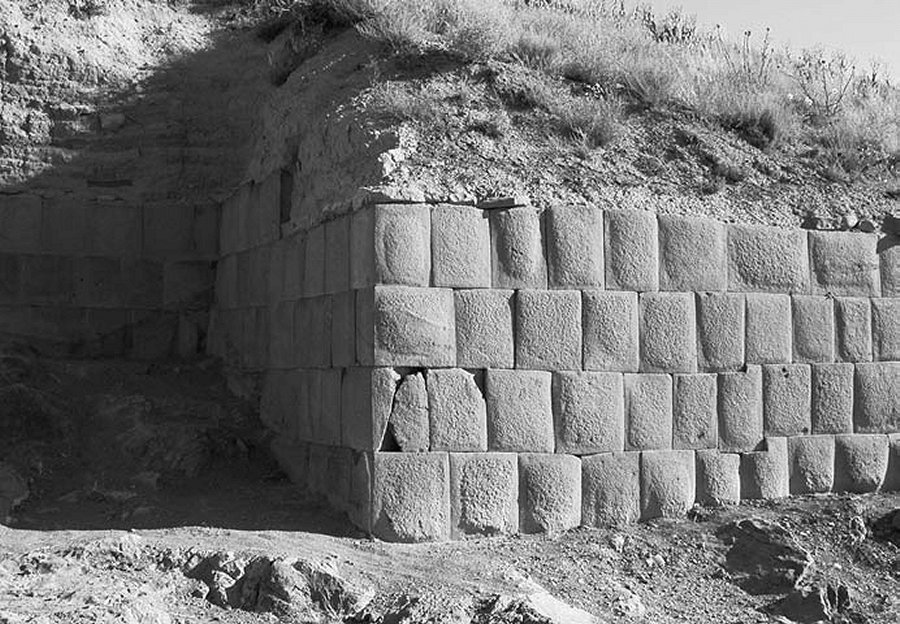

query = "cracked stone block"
[341,367,400,450]
[519,453,581,533]
[324,215,350,294]
[745,294,792,364]
[640,450,696,520]
[811,364,854,434]
[486,369,554,453]
[788,436,834,494]
[553,372,624,454]
[431,205,491,288]
[450,453,518,537]
[696,450,741,505]
[718,366,763,452]
[582,452,640,526]
[546,204,604,289]
[387,373,429,452]
[372,452,450,542]
[740,437,789,500]
[792,296,834,363]
[350,204,432,288]
[881,237,900,297]
[583,290,639,372]
[428,368,487,452]
[624,373,673,451]
[639,292,697,373]
[833,435,889,493]
[490,207,547,289]
[331,290,356,368]
[454,289,514,368]
[604,209,658,291]
[696,293,744,372]
[854,362,900,433]
[872,298,900,361]
[294,296,332,368]
[515,289,582,370]
[728,224,809,293]
[885,435,900,491]
[763,364,812,436]
[658,214,727,291]
[304,224,326,297]
[835,297,872,362]
[809,231,880,296]
[673,374,717,450]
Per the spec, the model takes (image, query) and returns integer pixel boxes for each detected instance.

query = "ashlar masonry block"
[881,237,900,297]
[387,373,429,452]
[809,231,880,296]
[728,224,809,293]
[304,224,326,297]
[696,450,741,505]
[833,435,889,493]
[673,374,717,450]
[718,366,763,452]
[490,207,547,289]
[582,452,640,526]
[886,434,900,491]
[294,296,332,368]
[450,452,518,537]
[324,216,350,294]
[811,364,854,434]
[428,368,488,452]
[431,205,491,288]
[763,364,812,436]
[518,453,582,533]
[341,367,400,450]
[624,373,673,451]
[604,209,659,292]
[872,298,900,361]
[788,435,834,495]
[515,289,582,371]
[854,362,900,433]
[331,290,356,368]
[372,452,450,542]
[835,298,872,362]
[553,372,624,455]
[740,437,789,500]
[639,292,697,373]
[792,296,834,363]
[486,369,554,453]
[697,293,744,371]
[269,300,294,368]
[546,204,604,289]
[282,233,305,300]
[350,204,432,288]
[658,214,727,292]
[640,450,696,520]
[317,369,342,447]
[0,194,42,253]
[454,289,514,368]
[583,290,639,372]
[745,294,792,364]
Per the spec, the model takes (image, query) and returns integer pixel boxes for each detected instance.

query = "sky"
[646,0,900,81]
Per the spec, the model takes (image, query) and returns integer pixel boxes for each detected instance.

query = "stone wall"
[209,185,900,542]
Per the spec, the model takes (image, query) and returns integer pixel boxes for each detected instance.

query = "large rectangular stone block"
[219,193,238,256]
[854,362,900,433]
[740,437,788,500]
[341,367,400,450]
[282,233,305,300]
[43,198,86,254]
[639,292,697,373]
[881,237,900,297]
[640,450,696,520]
[428,368,488,452]
[515,290,582,371]
[886,434,900,491]
[792,296,834,363]
[809,231,880,296]
[490,207,547,289]
[386,372,429,452]
[450,452,518,537]
[835,297,872,362]
[763,364,812,436]
[788,435,834,494]
[696,293,744,371]
[22,254,75,304]
[553,372,624,454]
[745,294,792,364]
[872,298,900,361]
[304,224,326,297]
[88,203,141,256]
[372,452,450,542]
[624,373,672,451]
[351,204,432,287]
[486,369,554,453]
[454,289,514,368]
[718,366,763,452]
[431,205,491,288]
[324,215,350,294]
[518,453,581,533]
[269,300,294,368]
[74,256,122,307]
[833,434,889,493]
[316,368,342,446]
[582,452,640,526]
[583,290,639,372]
[811,363,854,434]
[658,214,727,292]
[0,254,20,304]
[728,224,809,293]
[604,209,658,292]
[673,374,717,449]
[294,296,332,368]
[0,194,42,253]
[331,290,356,368]
[546,204,603,289]
[696,450,740,505]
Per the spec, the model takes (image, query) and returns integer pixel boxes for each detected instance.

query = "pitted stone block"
[792,296,834,363]
[811,364,854,434]
[428,368,488,452]
[304,224,326,297]
[431,205,491,288]
[553,372,624,454]
[624,373,673,451]
[673,374,717,450]
[740,437,788,500]
[604,209,658,292]
[331,290,356,368]
[835,297,872,362]
[809,231,880,296]
[341,367,400,450]
[872,298,900,361]
[455,289,514,368]
[387,373,429,452]
[490,207,547,289]
[518,453,581,533]
[697,293,744,371]
[833,435,889,493]
[696,450,741,505]
[640,450,696,520]
[583,290,639,372]
[639,292,696,373]
[886,434,900,491]
[582,452,640,526]
[745,294,792,364]
[324,216,350,294]
[854,362,900,433]
[718,366,763,452]
[516,289,582,370]
[788,436,834,494]
[546,204,604,288]
[486,369,554,453]
[728,224,809,293]
[881,237,900,297]
[294,296,332,368]
[658,214,727,292]
[372,452,450,542]
[450,453,518,537]
[350,204,432,288]
[763,364,812,436]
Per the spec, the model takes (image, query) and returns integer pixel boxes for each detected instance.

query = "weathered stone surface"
[431,205,491,288]
[553,372,624,454]
[0,194,41,254]
[604,209,658,292]
[582,290,639,372]
[718,366,763,452]
[673,374,717,449]
[388,373,429,452]
[745,294,792,364]
[788,436,834,494]
[624,374,672,451]
[486,369,554,453]
[640,450,696,520]
[740,437,789,500]
[854,362,900,433]
[516,290,582,370]
[372,452,450,542]
[282,233,305,300]
[375,204,432,286]
[658,214,727,291]
[872,298,900,361]
[811,364,854,434]
[885,434,900,491]
[717,518,812,595]
[696,450,741,505]
[341,367,400,450]
[546,204,604,288]
[428,368,487,452]
[763,364,812,436]
[696,293,745,372]
[881,237,900,297]
[582,452,640,526]
[450,453,518,536]
[454,289,514,368]
[833,435,889,493]
[324,216,350,294]
[490,207,547,289]
[331,290,356,368]
[318,369,343,447]
[809,231,880,296]
[792,296,834,363]
[519,453,581,533]
[294,296,332,368]
[350,208,375,289]
[835,297,872,362]
[728,224,809,293]
[639,292,697,373]
[304,224,326,297]
[268,301,294,369]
